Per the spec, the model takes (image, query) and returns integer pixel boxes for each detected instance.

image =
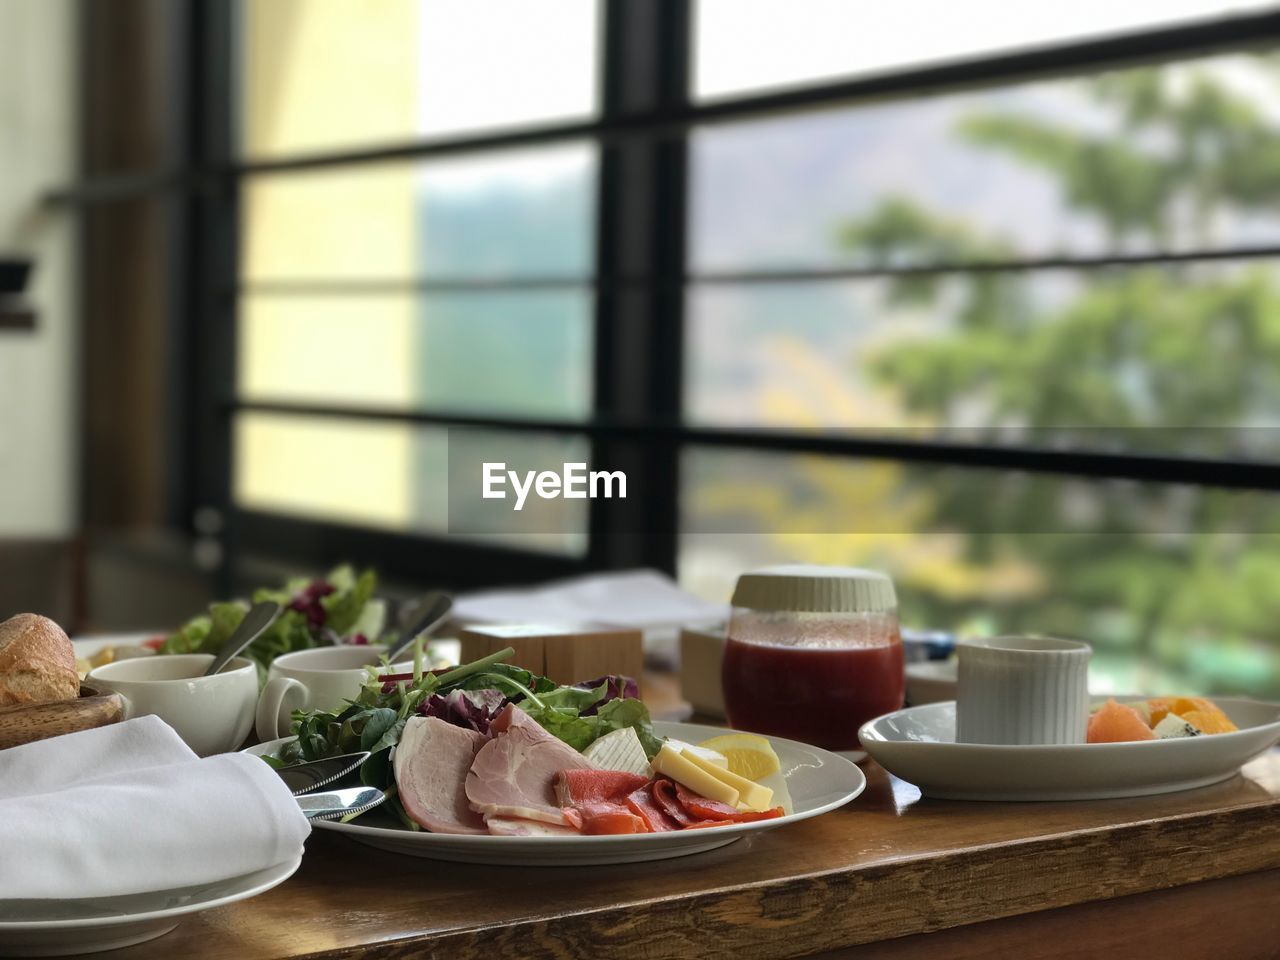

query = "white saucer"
[860,697,1280,801]
[0,856,301,957]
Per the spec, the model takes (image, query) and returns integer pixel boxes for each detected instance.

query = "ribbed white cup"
[955,636,1091,745]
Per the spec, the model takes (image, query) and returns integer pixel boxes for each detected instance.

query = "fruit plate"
[246,721,865,865]
[0,856,300,957]
[860,697,1280,801]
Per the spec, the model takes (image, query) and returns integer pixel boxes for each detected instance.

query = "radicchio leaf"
[573,675,639,716]
[418,688,507,734]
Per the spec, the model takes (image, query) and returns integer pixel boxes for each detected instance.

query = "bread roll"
[0,613,80,707]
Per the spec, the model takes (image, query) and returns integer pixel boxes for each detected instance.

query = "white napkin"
[0,715,195,802]
[454,569,727,631]
[0,718,310,900]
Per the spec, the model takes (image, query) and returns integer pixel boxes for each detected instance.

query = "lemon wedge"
[697,733,781,781]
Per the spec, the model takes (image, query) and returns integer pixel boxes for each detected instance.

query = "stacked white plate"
[0,857,300,957]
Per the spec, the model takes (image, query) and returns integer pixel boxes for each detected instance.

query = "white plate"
[0,856,300,957]
[860,697,1280,801]
[247,721,865,865]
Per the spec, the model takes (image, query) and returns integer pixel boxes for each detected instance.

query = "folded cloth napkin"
[0,718,310,900]
[0,715,195,802]
[454,569,727,631]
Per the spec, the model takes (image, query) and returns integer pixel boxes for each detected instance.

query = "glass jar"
[721,565,904,751]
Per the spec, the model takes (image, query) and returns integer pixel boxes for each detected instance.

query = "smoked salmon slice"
[682,808,785,828]
[554,769,649,806]
[673,782,742,820]
[650,778,695,826]
[673,782,784,824]
[624,785,680,832]
[567,801,648,834]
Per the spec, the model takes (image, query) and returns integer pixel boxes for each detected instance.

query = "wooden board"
[105,734,1280,960]
[0,684,124,750]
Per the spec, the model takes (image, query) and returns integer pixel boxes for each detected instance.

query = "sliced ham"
[393,716,488,835]
[554,769,649,807]
[465,704,591,826]
[486,817,581,837]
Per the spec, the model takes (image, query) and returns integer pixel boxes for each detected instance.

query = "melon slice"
[1087,699,1156,743]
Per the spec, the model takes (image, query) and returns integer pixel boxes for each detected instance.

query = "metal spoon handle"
[204,600,282,676]
[384,592,453,663]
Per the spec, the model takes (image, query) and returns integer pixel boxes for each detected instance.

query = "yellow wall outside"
[237,0,419,522]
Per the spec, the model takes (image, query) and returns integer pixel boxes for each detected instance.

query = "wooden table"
[112,687,1280,960]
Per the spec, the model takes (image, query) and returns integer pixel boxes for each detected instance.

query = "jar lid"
[731,565,897,613]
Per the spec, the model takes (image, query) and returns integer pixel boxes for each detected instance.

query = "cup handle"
[255,676,308,742]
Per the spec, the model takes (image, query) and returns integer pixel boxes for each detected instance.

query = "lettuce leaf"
[593,698,663,758]
[322,568,376,636]
[160,566,381,679]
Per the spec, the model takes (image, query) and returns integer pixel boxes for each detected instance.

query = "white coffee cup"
[88,654,258,757]
[956,636,1092,745]
[255,645,413,741]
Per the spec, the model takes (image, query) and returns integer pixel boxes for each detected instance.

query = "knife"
[297,786,387,821]
[274,752,371,796]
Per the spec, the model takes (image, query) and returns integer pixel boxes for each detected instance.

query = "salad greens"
[162,565,385,677]
[273,644,663,827]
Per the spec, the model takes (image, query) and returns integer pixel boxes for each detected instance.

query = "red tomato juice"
[721,635,905,750]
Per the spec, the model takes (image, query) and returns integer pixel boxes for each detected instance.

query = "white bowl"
[88,654,257,757]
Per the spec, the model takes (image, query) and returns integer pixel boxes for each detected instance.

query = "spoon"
[383,591,453,664]
[203,600,282,676]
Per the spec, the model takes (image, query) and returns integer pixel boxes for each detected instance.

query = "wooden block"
[679,626,726,718]
[458,624,545,679]
[459,624,643,685]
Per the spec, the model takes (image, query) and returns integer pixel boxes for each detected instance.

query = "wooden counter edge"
[282,799,1280,960]
[805,868,1280,960]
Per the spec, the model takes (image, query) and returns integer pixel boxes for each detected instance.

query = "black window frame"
[49,1,1280,594]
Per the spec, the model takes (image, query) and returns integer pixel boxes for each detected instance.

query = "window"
[692,0,1275,100]
[234,3,600,559]
[680,28,1280,697]
[55,1,1280,694]
[239,0,599,156]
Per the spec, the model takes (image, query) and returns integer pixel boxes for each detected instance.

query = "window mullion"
[588,0,691,575]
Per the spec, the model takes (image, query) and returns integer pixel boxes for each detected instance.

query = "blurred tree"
[836,61,1280,693]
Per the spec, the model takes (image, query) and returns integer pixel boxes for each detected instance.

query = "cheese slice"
[681,748,773,811]
[651,743,739,806]
[664,739,729,768]
[582,727,651,777]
